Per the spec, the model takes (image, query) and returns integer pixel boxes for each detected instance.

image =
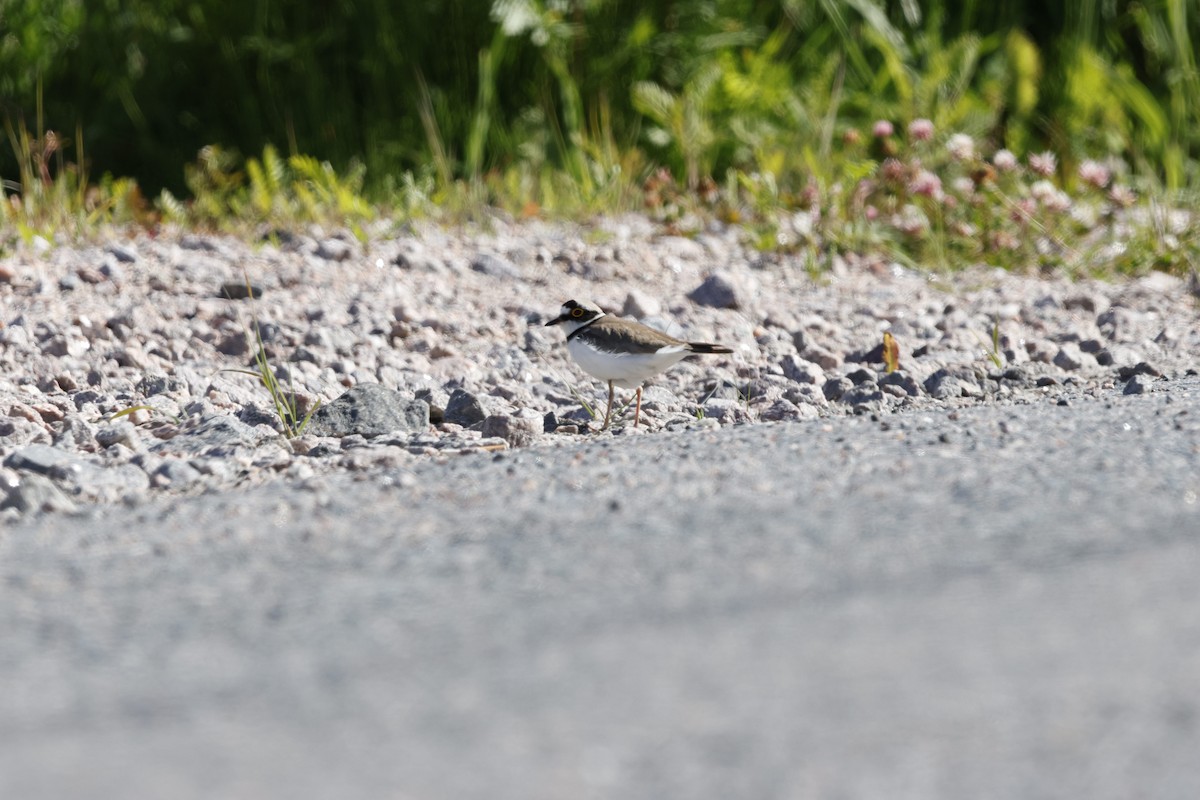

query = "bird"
[544,299,733,431]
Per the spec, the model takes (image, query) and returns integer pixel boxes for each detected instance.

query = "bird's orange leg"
[601,380,615,431]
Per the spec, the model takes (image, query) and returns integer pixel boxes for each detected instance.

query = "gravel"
[2,215,1199,518]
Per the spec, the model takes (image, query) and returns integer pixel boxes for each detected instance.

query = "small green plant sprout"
[566,382,597,421]
[219,279,320,438]
[973,315,1006,370]
[736,381,755,417]
[106,405,155,422]
[105,405,181,425]
[694,381,722,419]
[222,335,319,438]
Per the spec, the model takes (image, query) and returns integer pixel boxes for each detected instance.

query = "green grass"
[3,109,1197,282]
[218,281,321,439]
[976,317,1007,370]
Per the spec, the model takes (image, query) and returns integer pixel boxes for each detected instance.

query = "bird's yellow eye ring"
[571,307,584,318]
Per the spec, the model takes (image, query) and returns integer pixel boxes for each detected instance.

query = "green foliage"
[2,0,1200,268]
[0,0,1187,196]
[1,109,151,241]
[162,144,373,231]
[0,0,86,97]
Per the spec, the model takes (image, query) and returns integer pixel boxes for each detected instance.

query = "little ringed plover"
[545,299,733,431]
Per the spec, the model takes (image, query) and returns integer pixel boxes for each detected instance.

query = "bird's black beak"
[544,314,567,326]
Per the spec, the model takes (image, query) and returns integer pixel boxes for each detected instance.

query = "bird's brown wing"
[585,317,687,353]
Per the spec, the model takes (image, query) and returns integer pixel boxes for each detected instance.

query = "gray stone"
[822,376,853,402]
[219,282,264,300]
[40,334,89,358]
[100,260,125,282]
[471,253,521,279]
[316,239,354,261]
[839,382,884,406]
[1097,307,1143,341]
[137,376,186,398]
[444,389,488,426]
[216,330,251,355]
[393,249,444,272]
[800,344,841,370]
[846,368,876,386]
[1134,271,1183,294]
[1100,346,1145,369]
[307,384,430,438]
[1025,338,1058,364]
[1064,293,1109,315]
[238,405,285,429]
[879,371,921,397]
[152,460,205,489]
[780,355,824,385]
[106,242,138,263]
[1123,374,1155,395]
[1053,343,1097,372]
[4,445,79,476]
[1117,361,1163,381]
[56,461,151,504]
[783,384,826,408]
[179,234,219,252]
[0,417,52,447]
[100,261,125,283]
[688,271,741,309]
[758,399,806,422]
[701,398,750,424]
[95,420,140,450]
[998,365,1034,387]
[0,473,78,515]
[567,259,615,282]
[54,415,99,452]
[152,414,283,456]
[660,235,707,261]
[54,372,80,392]
[481,410,544,447]
[924,368,983,400]
[622,290,661,319]
[413,388,448,424]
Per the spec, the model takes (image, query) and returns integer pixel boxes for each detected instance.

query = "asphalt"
[2,377,1199,800]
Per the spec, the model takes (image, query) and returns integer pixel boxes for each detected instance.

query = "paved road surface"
[3,378,1199,799]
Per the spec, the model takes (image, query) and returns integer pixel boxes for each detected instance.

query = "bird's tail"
[687,342,734,354]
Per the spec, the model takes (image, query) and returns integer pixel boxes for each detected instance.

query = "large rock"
[0,474,78,515]
[622,290,661,319]
[780,355,825,385]
[307,384,429,438]
[152,414,284,455]
[444,389,488,426]
[3,445,81,476]
[471,253,521,279]
[688,271,742,309]
[923,367,984,400]
[481,409,544,447]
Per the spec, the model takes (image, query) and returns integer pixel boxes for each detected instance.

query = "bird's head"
[544,299,605,332]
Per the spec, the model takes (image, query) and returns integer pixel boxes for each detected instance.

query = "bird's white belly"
[568,339,690,388]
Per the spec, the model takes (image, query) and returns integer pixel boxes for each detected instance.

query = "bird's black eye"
[571,307,584,318]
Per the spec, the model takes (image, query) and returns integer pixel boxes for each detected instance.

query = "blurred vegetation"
[1,0,1198,273]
